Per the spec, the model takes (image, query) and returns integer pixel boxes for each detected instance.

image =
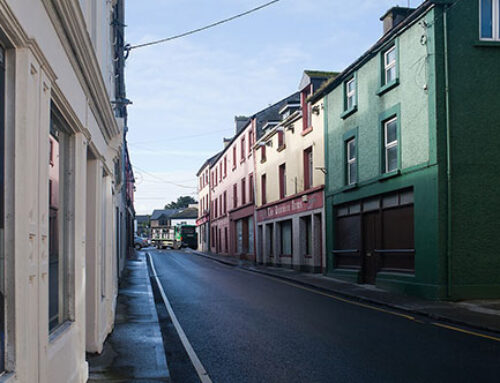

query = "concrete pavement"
[187,248,500,335]
[87,250,170,382]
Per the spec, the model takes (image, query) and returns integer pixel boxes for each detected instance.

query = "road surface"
[150,249,500,383]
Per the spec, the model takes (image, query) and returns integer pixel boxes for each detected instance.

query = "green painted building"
[311,0,500,300]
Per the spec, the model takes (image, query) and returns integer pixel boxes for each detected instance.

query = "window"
[233,146,237,170]
[261,174,267,205]
[301,85,312,131]
[279,163,286,199]
[481,0,500,40]
[241,137,245,160]
[303,147,313,190]
[248,131,253,155]
[384,117,398,173]
[215,168,218,186]
[302,216,312,256]
[346,138,357,185]
[277,130,285,149]
[346,77,356,111]
[223,157,227,178]
[233,184,238,208]
[223,191,227,214]
[214,198,218,218]
[384,46,397,85]
[249,174,254,202]
[101,170,108,299]
[280,220,292,256]
[241,178,246,205]
[261,145,266,162]
[49,109,73,332]
[219,195,223,216]
[0,44,5,371]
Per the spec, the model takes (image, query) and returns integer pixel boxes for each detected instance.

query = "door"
[362,211,381,284]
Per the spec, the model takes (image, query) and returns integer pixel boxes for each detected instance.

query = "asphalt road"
[150,249,500,383]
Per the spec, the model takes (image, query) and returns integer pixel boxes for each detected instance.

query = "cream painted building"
[0,0,128,382]
[254,71,337,273]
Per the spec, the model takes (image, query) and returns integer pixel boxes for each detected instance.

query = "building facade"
[0,0,129,381]
[254,72,335,272]
[312,1,500,300]
[196,154,219,252]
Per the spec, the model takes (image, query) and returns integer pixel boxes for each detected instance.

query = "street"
[150,249,500,383]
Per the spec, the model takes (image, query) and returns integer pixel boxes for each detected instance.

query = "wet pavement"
[87,251,170,382]
[151,249,500,383]
[187,248,500,335]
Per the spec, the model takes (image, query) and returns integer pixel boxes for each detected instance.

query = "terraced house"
[311,1,500,300]
[254,71,335,272]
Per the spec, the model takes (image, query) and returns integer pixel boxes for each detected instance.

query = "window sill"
[49,321,73,343]
[379,169,401,181]
[301,126,313,136]
[260,158,267,164]
[240,158,246,164]
[340,105,358,120]
[475,40,500,47]
[341,183,358,192]
[277,144,286,152]
[377,79,399,96]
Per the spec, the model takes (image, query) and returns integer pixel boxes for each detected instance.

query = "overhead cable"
[126,0,280,52]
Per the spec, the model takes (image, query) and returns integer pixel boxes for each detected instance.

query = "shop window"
[49,107,73,332]
[280,220,292,256]
[0,44,5,371]
[302,216,312,256]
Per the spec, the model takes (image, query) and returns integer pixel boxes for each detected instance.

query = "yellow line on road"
[237,268,415,321]
[432,322,500,342]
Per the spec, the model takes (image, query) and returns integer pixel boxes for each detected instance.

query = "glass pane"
[386,146,398,172]
[349,162,357,184]
[386,119,397,144]
[386,66,396,83]
[348,139,356,160]
[385,47,396,65]
[481,0,493,38]
[347,79,355,93]
[281,220,292,255]
[49,132,60,331]
[347,95,354,110]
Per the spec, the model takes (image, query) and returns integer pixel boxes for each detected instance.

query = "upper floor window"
[346,138,357,185]
[279,163,286,199]
[301,85,312,131]
[346,77,356,110]
[249,174,254,202]
[261,145,267,163]
[233,183,238,208]
[241,137,246,160]
[480,0,500,40]
[261,174,267,205]
[384,46,397,85]
[303,147,313,190]
[233,146,237,170]
[241,178,246,205]
[277,129,285,150]
[384,117,398,173]
[224,157,227,178]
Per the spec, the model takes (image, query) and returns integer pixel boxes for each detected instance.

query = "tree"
[164,196,197,209]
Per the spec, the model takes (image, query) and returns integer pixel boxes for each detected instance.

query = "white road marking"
[147,252,213,383]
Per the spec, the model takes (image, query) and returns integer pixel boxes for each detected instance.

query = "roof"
[310,1,435,103]
[299,70,339,91]
[196,151,222,176]
[208,92,301,169]
[170,207,198,219]
[150,209,181,220]
[135,215,150,224]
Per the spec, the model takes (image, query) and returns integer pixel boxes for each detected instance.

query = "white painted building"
[0,0,129,382]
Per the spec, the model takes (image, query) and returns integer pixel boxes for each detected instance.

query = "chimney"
[380,7,415,34]
[234,116,250,134]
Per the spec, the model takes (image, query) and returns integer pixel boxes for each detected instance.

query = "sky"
[125,0,421,215]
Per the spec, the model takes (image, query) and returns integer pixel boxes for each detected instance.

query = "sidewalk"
[187,249,500,335]
[87,251,170,382]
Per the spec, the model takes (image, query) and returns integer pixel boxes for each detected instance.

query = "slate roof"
[170,207,198,219]
[135,215,150,224]
[150,209,181,220]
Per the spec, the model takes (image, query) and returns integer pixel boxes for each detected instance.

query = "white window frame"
[384,117,398,173]
[346,138,357,185]
[346,78,356,110]
[384,46,397,85]
[480,0,500,41]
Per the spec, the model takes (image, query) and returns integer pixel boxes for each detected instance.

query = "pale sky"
[125,0,421,215]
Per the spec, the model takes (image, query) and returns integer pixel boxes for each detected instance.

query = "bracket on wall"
[315,166,327,175]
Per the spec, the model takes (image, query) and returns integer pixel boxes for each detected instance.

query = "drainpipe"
[443,6,452,298]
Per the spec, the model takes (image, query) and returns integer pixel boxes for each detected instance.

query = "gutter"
[443,6,453,298]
